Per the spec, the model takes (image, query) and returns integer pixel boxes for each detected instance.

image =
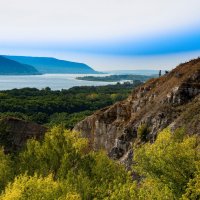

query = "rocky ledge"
[0,117,47,153]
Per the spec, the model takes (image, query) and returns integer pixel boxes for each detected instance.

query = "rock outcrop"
[0,117,47,153]
[74,58,200,164]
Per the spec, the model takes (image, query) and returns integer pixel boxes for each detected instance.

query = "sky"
[0,0,200,70]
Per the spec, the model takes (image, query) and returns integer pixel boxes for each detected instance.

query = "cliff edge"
[74,58,200,163]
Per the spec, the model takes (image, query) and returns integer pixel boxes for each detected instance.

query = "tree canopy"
[0,127,199,199]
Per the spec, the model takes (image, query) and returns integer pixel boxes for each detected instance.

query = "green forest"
[0,127,199,199]
[0,81,141,129]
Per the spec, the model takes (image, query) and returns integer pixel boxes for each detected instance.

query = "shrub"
[0,174,80,200]
[134,129,200,198]
[0,148,13,192]
[137,124,150,142]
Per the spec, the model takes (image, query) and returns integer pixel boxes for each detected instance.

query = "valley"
[0,58,199,199]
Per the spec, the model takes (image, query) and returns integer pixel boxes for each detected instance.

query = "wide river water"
[0,74,114,90]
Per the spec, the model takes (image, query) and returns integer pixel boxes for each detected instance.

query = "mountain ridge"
[0,56,40,75]
[4,55,99,74]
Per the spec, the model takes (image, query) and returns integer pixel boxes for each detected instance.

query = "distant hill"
[5,56,99,74]
[0,56,40,75]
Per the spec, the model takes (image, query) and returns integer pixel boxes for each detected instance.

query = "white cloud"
[0,0,199,42]
[0,0,199,70]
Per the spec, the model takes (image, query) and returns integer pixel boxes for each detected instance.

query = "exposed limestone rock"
[74,58,200,165]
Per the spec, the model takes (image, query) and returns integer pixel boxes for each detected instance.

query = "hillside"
[0,56,40,75]
[5,56,99,74]
[74,57,200,163]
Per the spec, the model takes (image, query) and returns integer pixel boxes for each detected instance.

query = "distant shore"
[76,74,156,82]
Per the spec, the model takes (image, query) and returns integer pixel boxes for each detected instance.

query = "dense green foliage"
[0,82,140,129]
[76,75,154,82]
[0,148,13,191]
[0,127,130,199]
[0,127,199,199]
[133,129,200,199]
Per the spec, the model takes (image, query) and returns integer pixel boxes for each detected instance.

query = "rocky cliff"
[0,117,47,153]
[74,58,200,164]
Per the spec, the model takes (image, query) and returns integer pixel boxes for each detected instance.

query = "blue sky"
[0,0,200,70]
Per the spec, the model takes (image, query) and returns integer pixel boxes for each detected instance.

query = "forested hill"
[0,56,40,75]
[5,55,99,74]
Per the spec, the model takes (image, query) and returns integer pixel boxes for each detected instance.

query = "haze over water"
[0,74,114,91]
